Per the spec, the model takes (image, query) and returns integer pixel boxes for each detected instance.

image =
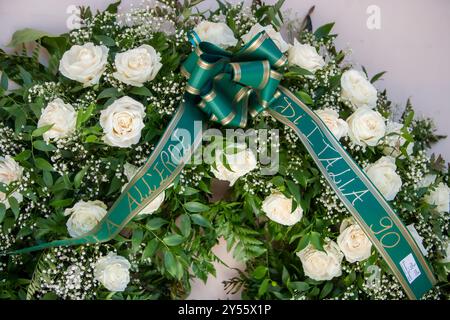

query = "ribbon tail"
[2,100,206,256]
[268,86,436,300]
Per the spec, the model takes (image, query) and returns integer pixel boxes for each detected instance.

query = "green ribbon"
[2,30,435,300]
[181,31,436,299]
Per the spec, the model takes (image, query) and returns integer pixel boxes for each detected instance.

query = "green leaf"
[33,140,57,152]
[43,170,53,187]
[289,281,310,292]
[320,281,333,299]
[182,186,199,196]
[258,278,270,297]
[270,176,285,188]
[106,176,122,195]
[97,88,120,100]
[314,22,335,39]
[252,266,268,280]
[0,203,6,223]
[403,110,415,127]
[76,103,95,129]
[129,86,152,96]
[7,28,54,47]
[179,214,191,237]
[34,158,54,171]
[132,229,144,252]
[190,214,212,228]
[146,217,168,230]
[8,196,20,220]
[93,35,116,47]
[286,180,301,204]
[296,91,314,105]
[32,124,54,137]
[18,66,32,86]
[163,234,185,246]
[184,201,209,213]
[296,234,310,252]
[142,238,159,259]
[14,150,32,162]
[74,167,87,189]
[370,71,386,83]
[1,72,8,91]
[288,66,314,77]
[282,266,290,284]
[50,198,73,208]
[310,231,324,251]
[164,251,178,278]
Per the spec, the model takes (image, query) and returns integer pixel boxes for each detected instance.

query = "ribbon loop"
[182,31,286,128]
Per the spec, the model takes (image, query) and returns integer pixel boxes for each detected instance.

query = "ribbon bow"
[180,31,287,128]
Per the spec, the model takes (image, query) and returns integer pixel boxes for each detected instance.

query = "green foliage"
[0,0,448,302]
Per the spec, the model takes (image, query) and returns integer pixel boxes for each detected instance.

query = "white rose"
[59,42,109,86]
[211,144,257,186]
[425,182,450,213]
[0,155,23,185]
[347,107,386,147]
[418,174,437,188]
[287,39,325,73]
[94,252,131,292]
[241,23,290,53]
[37,98,77,142]
[296,241,343,281]
[113,45,162,87]
[337,222,372,263]
[193,21,238,49]
[100,96,146,148]
[316,108,348,140]
[261,191,303,226]
[365,156,402,201]
[64,200,108,238]
[382,121,414,158]
[0,155,23,209]
[122,162,165,215]
[341,69,378,109]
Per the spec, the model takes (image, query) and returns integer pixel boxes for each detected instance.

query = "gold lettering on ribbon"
[161,150,178,173]
[127,192,140,212]
[370,216,401,248]
[319,157,343,171]
[276,97,297,119]
[141,173,157,198]
[153,162,166,181]
[342,189,369,205]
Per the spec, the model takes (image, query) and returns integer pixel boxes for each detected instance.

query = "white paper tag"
[400,253,421,284]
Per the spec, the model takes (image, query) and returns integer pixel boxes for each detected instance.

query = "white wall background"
[1,0,449,299]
